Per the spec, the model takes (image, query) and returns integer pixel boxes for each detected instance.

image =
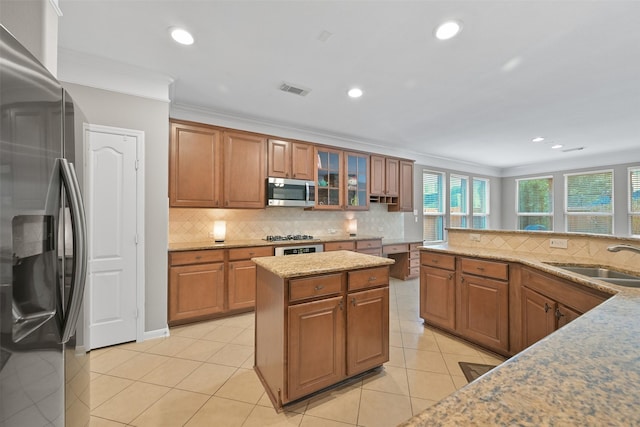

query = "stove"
[264,234,316,242]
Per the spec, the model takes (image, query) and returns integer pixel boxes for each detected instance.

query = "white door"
[86,127,139,349]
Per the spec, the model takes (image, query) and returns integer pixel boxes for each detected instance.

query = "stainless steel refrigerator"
[1,25,90,426]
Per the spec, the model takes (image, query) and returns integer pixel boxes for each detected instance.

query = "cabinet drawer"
[348,267,389,292]
[289,273,344,302]
[409,258,420,268]
[228,246,272,261]
[358,248,383,257]
[409,243,421,252]
[170,250,224,266]
[356,239,382,250]
[420,252,455,270]
[383,244,408,255]
[324,241,356,251]
[408,266,420,277]
[460,258,508,281]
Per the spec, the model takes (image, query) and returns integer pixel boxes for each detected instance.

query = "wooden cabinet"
[518,267,608,350]
[355,239,382,256]
[223,131,267,208]
[388,242,421,280]
[169,120,222,207]
[268,139,314,180]
[169,246,272,325]
[255,263,390,408]
[324,240,356,251]
[369,155,398,203]
[344,152,369,210]
[420,253,456,331]
[168,250,225,323]
[391,160,414,212]
[315,147,343,209]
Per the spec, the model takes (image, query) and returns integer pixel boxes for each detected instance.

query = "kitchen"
[1,0,639,426]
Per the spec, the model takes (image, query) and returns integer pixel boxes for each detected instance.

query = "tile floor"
[88,277,506,427]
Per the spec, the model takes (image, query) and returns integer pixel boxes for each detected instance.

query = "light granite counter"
[252,250,394,279]
[400,244,640,426]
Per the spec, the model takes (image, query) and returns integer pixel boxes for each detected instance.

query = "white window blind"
[473,178,490,229]
[450,175,469,228]
[565,170,613,234]
[423,171,445,241]
[629,167,640,236]
[516,176,553,231]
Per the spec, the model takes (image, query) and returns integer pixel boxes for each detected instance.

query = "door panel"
[347,287,389,375]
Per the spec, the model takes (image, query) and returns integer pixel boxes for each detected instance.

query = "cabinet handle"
[249,252,255,256]
[544,303,551,313]
[195,256,202,260]
[448,273,453,280]
[461,276,465,283]
[555,308,565,319]
[351,297,357,306]
[476,266,485,271]
[368,276,377,282]
[338,300,344,311]
[315,285,324,291]
[432,259,438,263]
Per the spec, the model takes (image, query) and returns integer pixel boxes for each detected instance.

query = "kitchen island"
[401,240,640,426]
[252,250,394,410]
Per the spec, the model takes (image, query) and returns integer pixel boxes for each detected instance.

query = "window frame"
[515,175,554,231]
[422,170,446,242]
[628,167,640,237]
[449,174,469,228]
[564,169,614,235]
[472,177,490,229]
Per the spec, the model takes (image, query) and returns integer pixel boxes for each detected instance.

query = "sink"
[550,265,640,288]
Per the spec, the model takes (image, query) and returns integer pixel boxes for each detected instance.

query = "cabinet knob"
[432,259,438,264]
[249,252,255,256]
[368,276,377,282]
[544,303,551,313]
[195,256,202,260]
[351,297,357,306]
[461,276,465,283]
[315,285,324,291]
[476,266,485,271]
[338,300,344,311]
[448,273,453,280]
[555,308,565,319]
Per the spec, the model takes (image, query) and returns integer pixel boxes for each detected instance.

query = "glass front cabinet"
[345,152,369,210]
[315,147,343,209]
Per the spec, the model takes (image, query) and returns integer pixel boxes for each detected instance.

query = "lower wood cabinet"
[420,265,456,331]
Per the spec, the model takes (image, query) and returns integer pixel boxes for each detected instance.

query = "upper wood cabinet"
[315,147,343,209]
[344,152,369,210]
[169,120,222,207]
[389,160,414,212]
[370,155,398,201]
[268,139,314,180]
[223,131,267,208]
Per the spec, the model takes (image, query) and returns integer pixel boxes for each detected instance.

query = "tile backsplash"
[169,203,405,243]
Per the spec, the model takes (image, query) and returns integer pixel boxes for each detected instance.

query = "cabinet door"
[228,260,257,311]
[458,274,509,352]
[420,266,456,331]
[344,152,369,210]
[369,155,385,196]
[521,287,556,348]
[288,296,345,401]
[223,131,267,208]
[268,139,290,178]
[291,142,314,180]
[555,303,581,329]
[385,158,399,197]
[397,160,414,212]
[315,147,343,209]
[169,121,221,207]
[168,262,225,323]
[346,287,389,375]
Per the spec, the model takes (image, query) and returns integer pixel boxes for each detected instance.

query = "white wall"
[62,83,170,333]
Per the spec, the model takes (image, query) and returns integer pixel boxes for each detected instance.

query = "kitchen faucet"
[607,244,640,254]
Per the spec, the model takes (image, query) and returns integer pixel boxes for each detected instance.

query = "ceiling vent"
[279,82,311,97]
[562,147,585,153]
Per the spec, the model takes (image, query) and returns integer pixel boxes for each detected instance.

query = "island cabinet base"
[254,260,390,410]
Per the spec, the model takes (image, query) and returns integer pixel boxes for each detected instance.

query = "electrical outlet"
[549,238,568,249]
[469,234,481,242]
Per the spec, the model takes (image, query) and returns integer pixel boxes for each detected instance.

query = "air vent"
[562,147,585,153]
[279,82,311,97]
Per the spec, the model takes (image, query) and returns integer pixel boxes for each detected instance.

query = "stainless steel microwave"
[266,177,315,207]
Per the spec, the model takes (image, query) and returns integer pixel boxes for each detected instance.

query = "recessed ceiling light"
[347,88,363,98]
[551,144,563,149]
[532,136,545,142]
[435,21,462,40]
[170,27,194,45]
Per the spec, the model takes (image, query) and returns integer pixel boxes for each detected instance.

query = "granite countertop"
[252,250,394,278]
[400,244,640,426]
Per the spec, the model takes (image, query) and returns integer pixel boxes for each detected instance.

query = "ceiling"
[57,1,640,174]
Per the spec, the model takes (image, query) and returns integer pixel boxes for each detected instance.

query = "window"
[565,170,613,235]
[423,170,445,241]
[629,167,640,236]
[516,176,553,231]
[450,175,468,228]
[473,178,490,229]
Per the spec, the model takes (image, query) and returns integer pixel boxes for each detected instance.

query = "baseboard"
[143,326,170,341]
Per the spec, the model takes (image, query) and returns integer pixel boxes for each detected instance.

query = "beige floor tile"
[399,319,427,334]
[201,325,245,343]
[107,352,169,380]
[215,367,264,404]
[358,389,413,427]
[299,415,354,427]
[401,332,440,352]
[90,416,128,426]
[140,358,202,387]
[175,362,237,395]
[441,352,487,377]
[389,331,403,347]
[405,369,456,402]
[257,393,309,415]
[433,333,482,356]
[222,312,255,328]
[230,328,255,346]
[91,382,170,424]
[304,384,361,425]
[131,388,209,427]
[90,349,138,374]
[184,396,253,427]
[116,338,162,353]
[452,375,469,389]
[145,336,198,357]
[89,375,133,409]
[403,348,449,374]
[410,397,438,416]
[361,365,409,396]
[389,317,401,332]
[207,343,254,367]
[170,321,220,339]
[242,405,304,427]
[89,347,113,360]
[241,352,255,369]
[173,339,225,362]
[386,345,406,368]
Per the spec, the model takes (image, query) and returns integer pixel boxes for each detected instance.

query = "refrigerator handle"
[59,158,88,344]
